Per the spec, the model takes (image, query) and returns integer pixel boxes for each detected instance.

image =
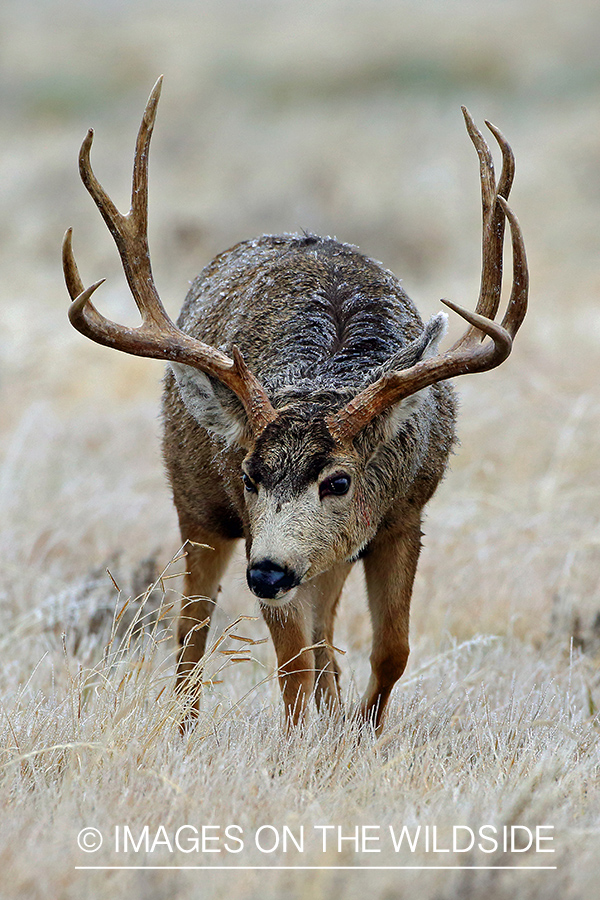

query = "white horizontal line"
[75,865,558,871]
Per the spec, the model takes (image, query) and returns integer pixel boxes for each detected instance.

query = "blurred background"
[2,6,600,894]
[0,0,599,652]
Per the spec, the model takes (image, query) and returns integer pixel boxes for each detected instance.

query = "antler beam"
[63,76,277,435]
[326,108,528,445]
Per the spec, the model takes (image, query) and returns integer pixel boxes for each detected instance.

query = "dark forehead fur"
[246,405,337,496]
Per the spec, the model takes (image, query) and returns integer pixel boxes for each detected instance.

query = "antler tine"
[451,108,513,352]
[64,78,277,435]
[462,105,496,222]
[62,226,85,298]
[131,75,162,231]
[326,109,528,446]
[497,195,528,338]
[76,76,171,331]
[77,130,123,238]
[487,120,515,202]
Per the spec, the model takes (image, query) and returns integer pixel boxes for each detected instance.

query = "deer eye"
[242,473,258,493]
[319,473,351,499]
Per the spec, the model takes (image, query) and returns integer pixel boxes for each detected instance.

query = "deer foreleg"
[360,512,422,733]
[310,562,352,714]
[175,519,236,712]
[261,599,315,728]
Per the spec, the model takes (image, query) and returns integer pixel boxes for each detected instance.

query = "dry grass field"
[1,1,599,897]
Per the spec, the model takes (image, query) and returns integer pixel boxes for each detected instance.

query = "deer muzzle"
[246,559,301,600]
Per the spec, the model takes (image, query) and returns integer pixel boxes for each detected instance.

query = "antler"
[63,76,277,434]
[326,107,528,445]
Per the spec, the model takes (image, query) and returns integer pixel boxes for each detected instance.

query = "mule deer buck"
[63,78,527,732]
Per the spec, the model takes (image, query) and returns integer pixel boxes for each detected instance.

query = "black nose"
[247,560,298,599]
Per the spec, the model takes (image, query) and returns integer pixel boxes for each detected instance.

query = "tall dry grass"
[1,1,599,898]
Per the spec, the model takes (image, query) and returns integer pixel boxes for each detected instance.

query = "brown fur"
[163,233,457,732]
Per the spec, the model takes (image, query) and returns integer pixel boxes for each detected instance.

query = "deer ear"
[374,313,449,441]
[170,362,252,447]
